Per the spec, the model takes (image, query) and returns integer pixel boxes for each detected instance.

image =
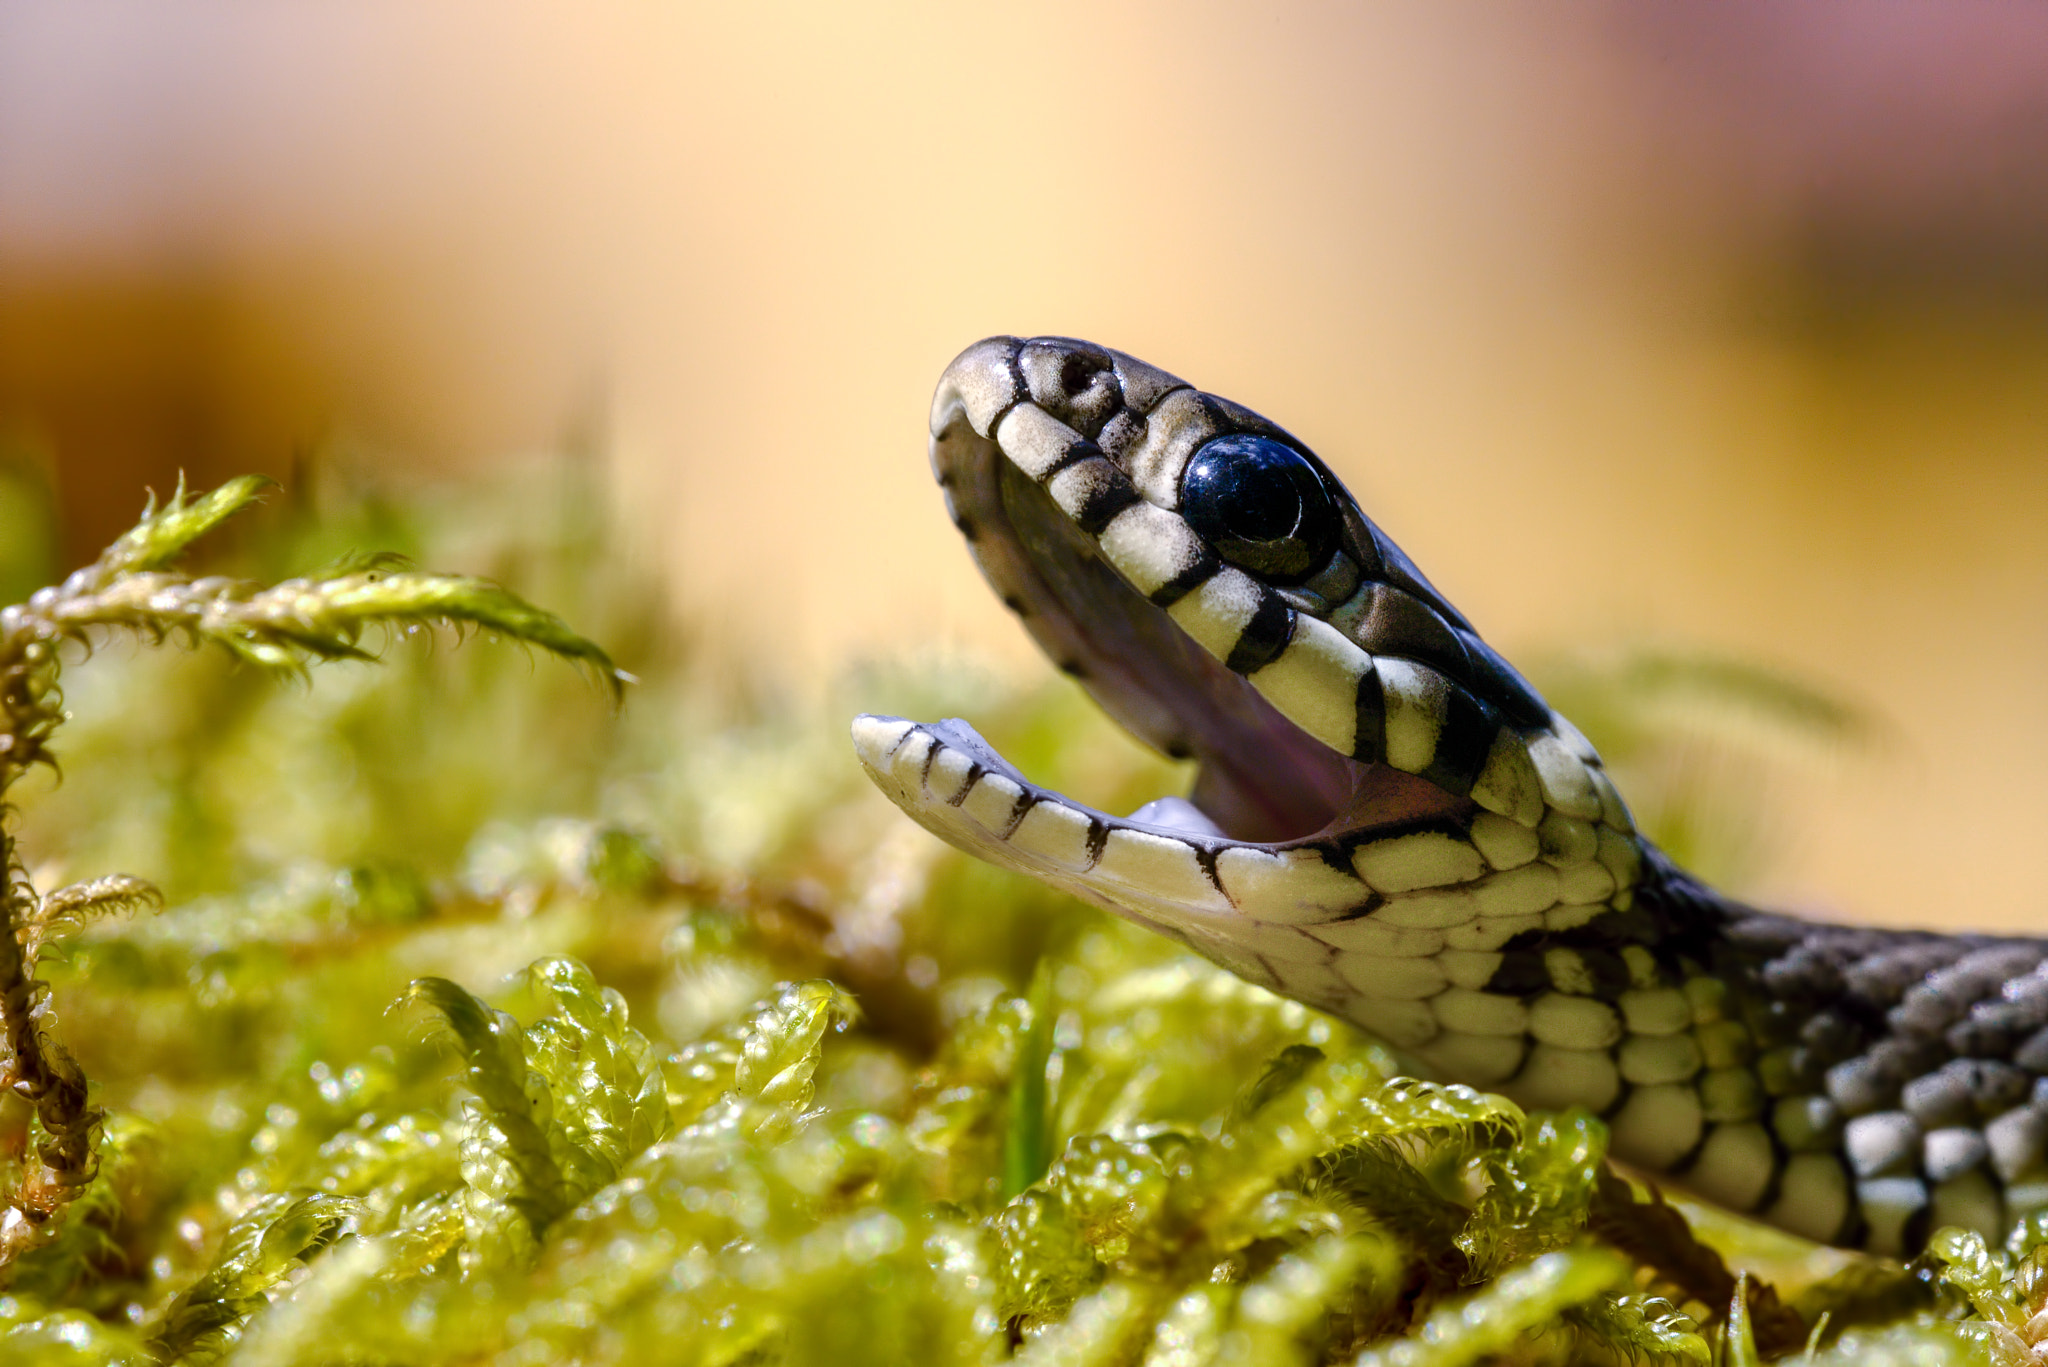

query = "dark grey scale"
[2016,1028,2048,1073]
[1989,1106,2048,1183]
[1082,820,1110,869]
[1723,919,1951,1022]
[1831,1037,1950,1118]
[1338,505,1390,585]
[1298,548,1364,609]
[1357,517,1475,634]
[1351,666,1388,764]
[1888,946,2045,1037]
[1455,630,1551,730]
[943,764,987,807]
[1566,946,1636,1000]
[1060,459,1145,537]
[1843,941,1989,1011]
[1199,392,1302,450]
[1491,923,1639,1001]
[1346,583,1473,681]
[1223,594,1297,675]
[1145,553,1227,609]
[1485,950,1553,996]
[1901,1059,2031,1129]
[1415,678,1500,797]
[1924,1129,1991,1183]
[1538,906,1667,957]
[1799,1010,1870,1068]
[1759,943,1850,1002]
[1032,438,1108,486]
[1949,975,2048,1056]
[1703,914,1835,967]
[1821,1056,1898,1117]
[1094,408,1149,466]
[1104,351,1193,417]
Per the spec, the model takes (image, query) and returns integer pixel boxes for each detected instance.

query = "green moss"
[0,464,2028,1363]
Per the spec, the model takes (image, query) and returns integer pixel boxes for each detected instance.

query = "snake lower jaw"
[848,710,1490,1010]
[850,712,1292,980]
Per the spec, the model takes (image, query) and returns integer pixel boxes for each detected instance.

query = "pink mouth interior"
[992,459,1470,846]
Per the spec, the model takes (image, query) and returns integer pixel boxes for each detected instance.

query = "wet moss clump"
[0,467,2032,1363]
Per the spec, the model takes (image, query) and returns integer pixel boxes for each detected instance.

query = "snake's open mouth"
[853,335,1547,873]
[853,454,1467,858]
[850,335,1580,952]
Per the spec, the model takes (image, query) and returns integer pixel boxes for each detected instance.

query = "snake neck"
[1488,838,2048,1257]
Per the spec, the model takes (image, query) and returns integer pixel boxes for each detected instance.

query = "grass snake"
[853,335,2046,1258]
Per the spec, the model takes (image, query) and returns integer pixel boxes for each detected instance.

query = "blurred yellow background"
[1,3,2044,931]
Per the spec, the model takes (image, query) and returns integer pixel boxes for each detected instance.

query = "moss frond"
[33,873,162,930]
[95,474,275,580]
[1563,1293,1710,1365]
[149,1191,360,1358]
[1352,1247,1630,1367]
[25,874,161,969]
[401,975,570,1242]
[1457,1108,1605,1280]
[523,956,669,1177]
[0,472,619,1291]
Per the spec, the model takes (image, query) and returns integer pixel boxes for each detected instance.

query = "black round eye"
[1178,434,1339,582]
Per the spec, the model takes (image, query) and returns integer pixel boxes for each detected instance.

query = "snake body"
[853,335,2048,1257]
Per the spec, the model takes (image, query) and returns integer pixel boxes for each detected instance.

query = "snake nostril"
[1060,354,1100,397]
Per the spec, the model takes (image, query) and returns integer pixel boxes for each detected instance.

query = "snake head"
[853,336,1642,1041]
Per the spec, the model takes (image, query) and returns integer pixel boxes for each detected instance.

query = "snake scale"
[853,335,2048,1258]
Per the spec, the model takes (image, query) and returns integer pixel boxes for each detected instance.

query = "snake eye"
[1179,435,1338,582]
